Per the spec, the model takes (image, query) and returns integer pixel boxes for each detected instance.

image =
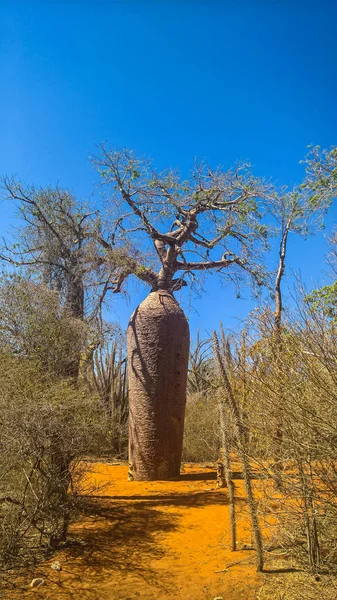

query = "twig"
[215,554,256,572]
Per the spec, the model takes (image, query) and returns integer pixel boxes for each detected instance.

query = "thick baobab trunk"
[127,290,190,481]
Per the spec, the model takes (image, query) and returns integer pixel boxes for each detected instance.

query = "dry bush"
[0,276,114,567]
[189,300,337,574]
[0,353,106,567]
[182,392,219,462]
[240,301,337,573]
[0,275,86,377]
[182,336,219,463]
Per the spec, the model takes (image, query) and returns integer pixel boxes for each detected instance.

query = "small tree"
[269,176,331,486]
[272,188,329,337]
[92,145,271,480]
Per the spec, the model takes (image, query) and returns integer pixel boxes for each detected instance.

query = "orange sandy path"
[6,463,263,600]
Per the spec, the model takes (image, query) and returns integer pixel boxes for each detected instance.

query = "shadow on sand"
[48,478,231,597]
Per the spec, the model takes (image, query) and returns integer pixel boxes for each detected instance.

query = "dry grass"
[258,558,337,599]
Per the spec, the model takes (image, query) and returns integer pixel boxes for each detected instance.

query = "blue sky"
[1,1,337,338]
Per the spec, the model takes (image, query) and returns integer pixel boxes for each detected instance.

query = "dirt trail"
[4,463,263,600]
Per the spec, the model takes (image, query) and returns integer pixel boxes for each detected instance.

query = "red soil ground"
[3,462,265,600]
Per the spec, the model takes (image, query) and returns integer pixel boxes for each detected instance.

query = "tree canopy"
[91,145,272,295]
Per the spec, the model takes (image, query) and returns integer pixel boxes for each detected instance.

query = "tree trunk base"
[127,291,190,481]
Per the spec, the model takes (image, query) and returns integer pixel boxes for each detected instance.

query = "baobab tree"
[92,145,271,480]
[0,178,111,377]
[0,178,100,319]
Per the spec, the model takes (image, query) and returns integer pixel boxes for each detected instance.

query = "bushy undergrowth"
[0,353,109,567]
[0,278,129,568]
[182,392,219,462]
[244,307,337,572]
[182,301,337,573]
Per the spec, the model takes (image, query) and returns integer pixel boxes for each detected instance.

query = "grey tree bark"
[127,290,190,481]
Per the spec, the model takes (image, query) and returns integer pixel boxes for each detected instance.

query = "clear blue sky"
[1,1,337,338]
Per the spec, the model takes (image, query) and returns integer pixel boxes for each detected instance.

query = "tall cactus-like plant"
[91,340,129,455]
[188,332,214,396]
